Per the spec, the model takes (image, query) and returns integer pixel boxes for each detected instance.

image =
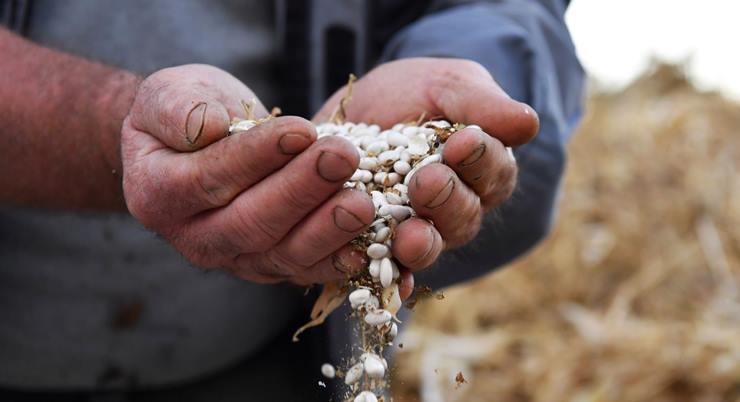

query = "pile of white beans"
[232,117,460,401]
[314,120,457,402]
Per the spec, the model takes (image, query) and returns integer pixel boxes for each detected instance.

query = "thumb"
[430,70,540,146]
[129,78,267,152]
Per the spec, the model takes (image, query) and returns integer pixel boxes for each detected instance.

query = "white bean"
[377,204,392,217]
[428,120,451,129]
[354,391,378,402]
[345,362,364,385]
[371,191,387,209]
[378,149,400,165]
[365,295,380,310]
[393,183,408,194]
[402,126,419,136]
[384,192,403,205]
[350,169,369,182]
[373,171,387,185]
[408,135,430,155]
[363,354,385,379]
[380,257,393,288]
[374,227,391,243]
[393,160,411,175]
[364,309,392,326]
[400,150,412,163]
[349,288,371,309]
[321,363,336,379]
[367,243,389,259]
[383,172,401,186]
[389,205,412,221]
[366,140,389,155]
[388,323,398,340]
[387,131,409,147]
[359,157,378,170]
[368,259,381,278]
[416,153,442,168]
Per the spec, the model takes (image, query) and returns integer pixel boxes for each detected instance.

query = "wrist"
[95,70,143,177]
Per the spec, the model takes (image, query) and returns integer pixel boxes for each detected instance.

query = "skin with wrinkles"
[0,26,537,293]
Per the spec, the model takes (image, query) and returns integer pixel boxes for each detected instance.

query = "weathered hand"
[122,64,374,286]
[314,58,540,271]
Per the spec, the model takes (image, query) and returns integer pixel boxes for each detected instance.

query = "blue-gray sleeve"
[379,0,585,288]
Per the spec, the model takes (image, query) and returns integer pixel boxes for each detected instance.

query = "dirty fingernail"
[279,133,313,155]
[333,206,367,232]
[332,250,365,276]
[410,226,436,264]
[460,143,486,167]
[317,151,355,182]
[425,177,455,208]
[185,102,207,145]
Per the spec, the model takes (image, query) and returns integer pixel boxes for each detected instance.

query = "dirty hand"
[315,57,540,271]
[122,64,375,286]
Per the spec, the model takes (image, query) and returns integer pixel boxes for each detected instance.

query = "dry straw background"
[392,65,740,402]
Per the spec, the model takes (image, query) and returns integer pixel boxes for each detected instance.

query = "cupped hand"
[121,64,376,286]
[314,58,540,272]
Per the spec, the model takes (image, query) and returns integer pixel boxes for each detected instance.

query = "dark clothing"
[0,0,584,399]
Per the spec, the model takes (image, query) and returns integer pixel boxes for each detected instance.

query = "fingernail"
[185,102,207,145]
[520,102,537,117]
[410,226,436,264]
[317,151,355,182]
[332,251,365,276]
[425,176,455,208]
[521,103,540,134]
[333,206,367,232]
[460,143,486,167]
[279,133,312,155]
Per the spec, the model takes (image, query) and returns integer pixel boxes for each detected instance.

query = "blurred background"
[393,2,740,401]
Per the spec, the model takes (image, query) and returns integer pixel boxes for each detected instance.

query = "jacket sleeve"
[378,0,586,288]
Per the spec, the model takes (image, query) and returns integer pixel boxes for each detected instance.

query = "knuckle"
[496,163,518,197]
[458,59,490,77]
[278,179,320,212]
[230,205,281,252]
[192,164,235,207]
[448,206,482,247]
[265,250,304,275]
[428,59,487,96]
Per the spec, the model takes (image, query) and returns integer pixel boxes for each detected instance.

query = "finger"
[187,116,317,211]
[429,63,540,146]
[442,127,517,207]
[237,244,366,287]
[188,135,360,254]
[391,218,444,272]
[130,66,267,151]
[408,163,483,248]
[123,116,317,227]
[270,189,375,267]
[398,269,414,300]
[292,245,368,286]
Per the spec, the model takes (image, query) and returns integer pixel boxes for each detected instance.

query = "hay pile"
[392,64,740,402]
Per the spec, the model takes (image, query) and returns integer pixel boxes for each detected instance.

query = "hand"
[315,58,540,271]
[121,64,375,286]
